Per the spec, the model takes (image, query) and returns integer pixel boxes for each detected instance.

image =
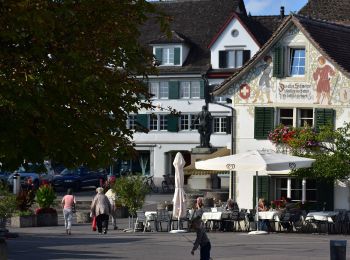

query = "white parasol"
[170,152,187,233]
[195,149,315,235]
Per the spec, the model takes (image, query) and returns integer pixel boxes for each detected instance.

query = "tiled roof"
[246,15,285,46]
[139,0,246,74]
[148,31,189,45]
[299,0,350,25]
[295,15,350,77]
[213,15,350,95]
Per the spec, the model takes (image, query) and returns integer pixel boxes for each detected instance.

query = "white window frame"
[180,114,191,131]
[159,114,168,131]
[213,117,227,133]
[149,82,159,99]
[224,49,244,69]
[162,47,175,65]
[180,82,190,99]
[149,114,158,131]
[128,115,136,130]
[159,82,169,99]
[278,108,294,127]
[275,177,316,202]
[288,47,306,77]
[277,107,314,128]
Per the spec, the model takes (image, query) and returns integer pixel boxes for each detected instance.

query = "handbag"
[72,203,76,213]
[92,216,97,231]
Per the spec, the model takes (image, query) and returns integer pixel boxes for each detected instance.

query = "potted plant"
[35,184,58,226]
[10,189,36,228]
[0,183,16,233]
[112,174,149,219]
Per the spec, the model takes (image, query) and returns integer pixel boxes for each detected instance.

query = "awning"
[184,147,230,175]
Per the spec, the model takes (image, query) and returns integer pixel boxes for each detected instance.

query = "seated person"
[257,198,271,232]
[225,199,239,212]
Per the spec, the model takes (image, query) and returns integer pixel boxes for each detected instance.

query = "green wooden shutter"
[136,114,148,131]
[273,47,284,78]
[316,180,334,210]
[254,107,274,139]
[174,47,181,65]
[315,109,335,132]
[168,81,180,99]
[167,114,179,132]
[243,50,251,65]
[200,80,205,99]
[219,51,227,68]
[155,48,163,64]
[253,176,270,208]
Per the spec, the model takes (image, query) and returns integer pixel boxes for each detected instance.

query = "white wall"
[210,18,260,69]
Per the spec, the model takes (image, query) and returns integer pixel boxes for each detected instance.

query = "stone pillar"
[302,178,306,203]
[287,178,291,198]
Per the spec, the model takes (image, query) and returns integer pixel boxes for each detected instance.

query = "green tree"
[112,174,149,216]
[0,184,16,221]
[271,123,350,180]
[0,0,169,170]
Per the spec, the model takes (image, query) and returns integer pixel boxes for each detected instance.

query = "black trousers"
[96,214,109,233]
[200,242,211,260]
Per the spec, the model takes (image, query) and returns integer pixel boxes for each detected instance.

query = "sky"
[244,0,308,15]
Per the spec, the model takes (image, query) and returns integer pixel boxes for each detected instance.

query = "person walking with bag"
[191,216,211,260]
[91,187,111,234]
[61,188,76,235]
[105,188,118,230]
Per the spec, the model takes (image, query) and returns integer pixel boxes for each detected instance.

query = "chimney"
[280,6,285,19]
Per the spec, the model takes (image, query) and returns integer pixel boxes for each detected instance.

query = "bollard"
[330,240,347,260]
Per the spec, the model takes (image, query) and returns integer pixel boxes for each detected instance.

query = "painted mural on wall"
[227,26,350,110]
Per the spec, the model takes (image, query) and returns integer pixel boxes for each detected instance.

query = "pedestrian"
[91,187,111,234]
[61,188,76,235]
[105,188,118,230]
[191,216,211,260]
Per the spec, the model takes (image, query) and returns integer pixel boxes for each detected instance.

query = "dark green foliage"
[0,0,169,170]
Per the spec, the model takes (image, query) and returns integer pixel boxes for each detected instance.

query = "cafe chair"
[156,209,171,232]
[134,211,147,232]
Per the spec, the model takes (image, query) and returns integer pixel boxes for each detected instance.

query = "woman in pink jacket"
[61,188,76,235]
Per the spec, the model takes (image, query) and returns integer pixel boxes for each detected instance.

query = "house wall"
[222,25,350,210]
[210,18,260,69]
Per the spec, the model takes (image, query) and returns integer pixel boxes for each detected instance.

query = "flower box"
[10,215,36,228]
[36,208,58,226]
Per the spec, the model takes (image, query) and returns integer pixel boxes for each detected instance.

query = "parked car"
[7,171,41,189]
[51,167,107,191]
[0,171,11,186]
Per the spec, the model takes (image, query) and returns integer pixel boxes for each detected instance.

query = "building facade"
[214,14,350,210]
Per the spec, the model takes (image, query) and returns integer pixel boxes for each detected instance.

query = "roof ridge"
[294,14,350,30]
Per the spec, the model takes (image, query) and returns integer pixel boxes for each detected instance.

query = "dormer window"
[219,49,250,69]
[154,46,181,66]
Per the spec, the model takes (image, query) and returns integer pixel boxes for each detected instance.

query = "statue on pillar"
[191,105,213,148]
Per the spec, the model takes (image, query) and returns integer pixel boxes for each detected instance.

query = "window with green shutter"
[168,81,180,99]
[167,114,179,132]
[174,47,181,65]
[155,48,163,64]
[254,107,274,139]
[135,114,148,132]
[253,176,270,208]
[273,47,284,78]
[315,108,335,132]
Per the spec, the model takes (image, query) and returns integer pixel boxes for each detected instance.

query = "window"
[149,115,158,131]
[298,109,313,127]
[159,115,168,131]
[149,81,168,99]
[275,177,317,202]
[219,50,243,68]
[190,114,199,130]
[149,82,159,99]
[162,47,174,65]
[278,108,293,126]
[180,81,201,99]
[289,48,305,76]
[128,115,136,130]
[154,47,181,66]
[278,108,314,127]
[180,114,190,130]
[213,117,227,133]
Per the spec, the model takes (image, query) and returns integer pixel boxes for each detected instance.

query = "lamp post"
[202,75,236,200]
